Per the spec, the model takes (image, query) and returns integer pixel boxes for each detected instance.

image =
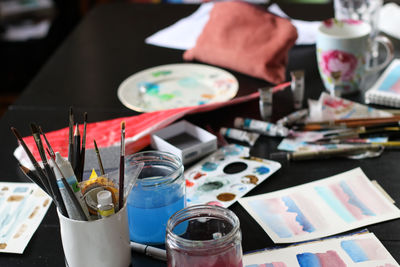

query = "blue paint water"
[341,240,369,262]
[127,183,185,245]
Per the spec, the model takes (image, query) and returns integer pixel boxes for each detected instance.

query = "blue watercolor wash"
[248,199,293,238]
[341,240,369,262]
[378,65,400,92]
[297,253,321,267]
[254,166,270,175]
[198,101,207,105]
[13,187,28,193]
[315,186,356,223]
[282,196,315,233]
[178,77,199,87]
[138,82,159,95]
[340,181,375,217]
[201,162,218,172]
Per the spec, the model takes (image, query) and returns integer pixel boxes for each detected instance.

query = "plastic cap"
[97,190,113,206]
[233,117,244,128]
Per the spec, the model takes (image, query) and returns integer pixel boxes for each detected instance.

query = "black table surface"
[1,2,400,266]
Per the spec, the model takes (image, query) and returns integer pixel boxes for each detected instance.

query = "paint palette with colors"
[185,144,281,208]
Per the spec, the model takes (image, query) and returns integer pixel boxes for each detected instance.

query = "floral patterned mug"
[316,18,393,96]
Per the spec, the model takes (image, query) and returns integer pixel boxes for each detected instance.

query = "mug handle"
[367,35,394,74]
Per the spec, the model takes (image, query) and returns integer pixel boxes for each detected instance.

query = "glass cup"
[126,151,185,245]
[334,0,383,59]
[166,205,243,267]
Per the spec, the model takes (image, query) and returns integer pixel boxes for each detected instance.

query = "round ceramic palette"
[185,144,281,208]
[117,63,239,112]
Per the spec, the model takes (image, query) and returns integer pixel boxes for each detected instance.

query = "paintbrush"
[73,123,81,179]
[68,107,74,165]
[18,164,47,193]
[39,126,55,156]
[78,112,87,181]
[93,139,105,175]
[30,123,68,216]
[11,127,52,195]
[119,121,126,210]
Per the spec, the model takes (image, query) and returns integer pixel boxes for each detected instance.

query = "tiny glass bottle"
[97,190,115,218]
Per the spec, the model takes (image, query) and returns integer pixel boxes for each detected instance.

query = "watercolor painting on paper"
[243,232,399,267]
[239,168,400,243]
[185,144,281,208]
[0,182,52,254]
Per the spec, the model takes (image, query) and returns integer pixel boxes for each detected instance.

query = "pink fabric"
[183,1,298,84]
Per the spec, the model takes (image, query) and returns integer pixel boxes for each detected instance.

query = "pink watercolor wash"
[317,250,347,267]
[322,50,358,81]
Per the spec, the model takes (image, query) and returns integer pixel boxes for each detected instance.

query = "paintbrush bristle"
[121,121,125,130]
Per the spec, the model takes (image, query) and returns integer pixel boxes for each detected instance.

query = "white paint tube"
[220,127,260,146]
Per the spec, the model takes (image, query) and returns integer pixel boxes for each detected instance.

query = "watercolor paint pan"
[185,144,281,208]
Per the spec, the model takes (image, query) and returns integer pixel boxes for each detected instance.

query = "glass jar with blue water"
[126,151,185,245]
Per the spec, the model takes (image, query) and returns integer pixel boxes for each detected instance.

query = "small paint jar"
[166,205,243,267]
[126,151,185,245]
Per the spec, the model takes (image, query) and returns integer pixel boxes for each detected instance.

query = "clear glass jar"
[166,205,243,267]
[126,151,185,245]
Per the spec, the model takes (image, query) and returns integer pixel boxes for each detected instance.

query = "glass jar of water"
[126,151,185,245]
[166,205,243,267]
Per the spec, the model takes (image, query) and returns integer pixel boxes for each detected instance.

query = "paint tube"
[219,127,260,146]
[97,190,115,218]
[234,117,289,137]
[291,70,305,110]
[258,87,273,121]
[53,152,90,220]
[276,109,308,127]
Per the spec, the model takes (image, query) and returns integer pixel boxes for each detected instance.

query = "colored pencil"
[93,139,105,175]
[119,121,126,210]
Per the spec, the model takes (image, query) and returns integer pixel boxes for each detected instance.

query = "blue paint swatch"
[297,252,321,267]
[315,185,356,223]
[378,65,400,92]
[339,181,375,217]
[341,240,369,262]
[282,196,315,233]
[254,166,270,175]
[201,162,218,172]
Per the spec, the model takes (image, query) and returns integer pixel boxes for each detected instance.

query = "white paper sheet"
[0,182,52,254]
[145,3,320,50]
[243,232,399,266]
[239,168,400,243]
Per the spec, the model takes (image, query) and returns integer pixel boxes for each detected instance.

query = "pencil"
[68,107,74,165]
[30,123,68,216]
[119,121,126,210]
[11,127,52,195]
[93,139,105,175]
[79,112,87,181]
[302,116,400,130]
[73,123,81,179]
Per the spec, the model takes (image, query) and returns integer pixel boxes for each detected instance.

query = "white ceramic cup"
[58,204,131,267]
[316,19,393,95]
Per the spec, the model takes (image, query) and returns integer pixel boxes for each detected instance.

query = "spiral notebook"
[365,59,400,107]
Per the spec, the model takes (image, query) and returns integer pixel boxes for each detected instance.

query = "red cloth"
[183,1,298,84]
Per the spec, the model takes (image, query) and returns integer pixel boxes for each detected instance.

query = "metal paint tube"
[53,152,90,220]
[234,117,289,137]
[276,108,309,126]
[220,127,260,146]
[291,70,305,110]
[258,87,273,121]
